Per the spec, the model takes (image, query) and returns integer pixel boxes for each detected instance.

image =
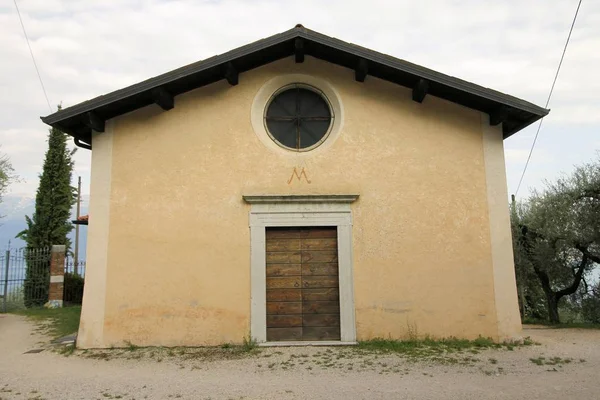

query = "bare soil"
[0,314,599,400]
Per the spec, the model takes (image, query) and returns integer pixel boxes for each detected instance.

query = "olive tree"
[0,146,19,220]
[513,157,600,323]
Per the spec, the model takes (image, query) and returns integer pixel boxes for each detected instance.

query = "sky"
[1,0,598,200]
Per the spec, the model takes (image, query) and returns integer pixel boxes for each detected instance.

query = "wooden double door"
[265,226,341,341]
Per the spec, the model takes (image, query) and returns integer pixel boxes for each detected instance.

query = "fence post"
[48,245,66,308]
[2,250,9,312]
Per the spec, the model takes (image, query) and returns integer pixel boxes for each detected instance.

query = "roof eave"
[41,26,549,141]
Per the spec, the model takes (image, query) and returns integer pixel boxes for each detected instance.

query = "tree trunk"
[531,264,561,323]
[546,292,560,324]
[520,226,590,324]
[532,253,588,324]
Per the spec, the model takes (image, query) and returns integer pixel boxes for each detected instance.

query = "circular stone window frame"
[251,74,344,157]
[264,83,334,152]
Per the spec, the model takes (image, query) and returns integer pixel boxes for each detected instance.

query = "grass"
[524,321,600,329]
[80,335,260,363]
[547,323,600,329]
[523,314,600,329]
[58,344,76,356]
[359,336,510,354]
[0,287,26,312]
[14,306,81,339]
[251,337,525,373]
[356,336,534,364]
[529,356,573,366]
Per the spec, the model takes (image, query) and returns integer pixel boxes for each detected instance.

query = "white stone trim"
[51,245,66,253]
[250,72,345,157]
[244,194,359,204]
[263,83,335,152]
[259,341,357,347]
[77,122,114,348]
[248,199,357,343]
[481,114,522,340]
[50,275,64,283]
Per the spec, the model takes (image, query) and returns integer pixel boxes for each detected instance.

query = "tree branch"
[575,244,600,264]
[556,253,588,297]
[531,263,553,297]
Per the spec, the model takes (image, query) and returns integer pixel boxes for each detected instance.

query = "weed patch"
[242,335,258,352]
[356,336,532,365]
[125,341,139,351]
[530,356,573,366]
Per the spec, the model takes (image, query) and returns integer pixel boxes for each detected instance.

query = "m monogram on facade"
[287,167,311,184]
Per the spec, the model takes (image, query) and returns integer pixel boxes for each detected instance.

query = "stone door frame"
[244,195,358,344]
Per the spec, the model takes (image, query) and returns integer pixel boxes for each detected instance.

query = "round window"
[264,85,334,151]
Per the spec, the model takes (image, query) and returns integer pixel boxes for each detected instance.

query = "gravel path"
[1,314,599,400]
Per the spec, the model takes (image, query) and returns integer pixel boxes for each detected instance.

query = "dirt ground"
[1,314,599,400]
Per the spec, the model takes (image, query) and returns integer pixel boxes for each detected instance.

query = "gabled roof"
[41,24,549,147]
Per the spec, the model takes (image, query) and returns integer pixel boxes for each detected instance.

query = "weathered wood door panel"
[266,227,341,341]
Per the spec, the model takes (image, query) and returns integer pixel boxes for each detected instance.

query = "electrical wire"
[13,0,53,113]
[514,0,583,197]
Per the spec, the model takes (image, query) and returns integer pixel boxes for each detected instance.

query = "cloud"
[1,0,598,199]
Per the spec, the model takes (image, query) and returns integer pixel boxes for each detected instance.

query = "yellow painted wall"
[79,56,521,347]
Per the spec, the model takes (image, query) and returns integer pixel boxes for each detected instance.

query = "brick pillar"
[48,245,65,308]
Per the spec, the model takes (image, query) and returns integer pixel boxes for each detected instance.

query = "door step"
[259,341,357,347]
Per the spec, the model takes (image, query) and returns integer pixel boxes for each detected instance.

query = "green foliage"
[512,156,600,323]
[512,203,547,319]
[582,282,600,323]
[17,120,76,307]
[64,272,84,304]
[0,147,19,218]
[18,124,76,249]
[22,260,50,308]
[1,286,25,312]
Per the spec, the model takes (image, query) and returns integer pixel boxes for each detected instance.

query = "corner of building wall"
[76,121,114,349]
[481,114,522,341]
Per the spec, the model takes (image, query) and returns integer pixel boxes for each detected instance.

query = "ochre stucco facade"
[77,56,521,348]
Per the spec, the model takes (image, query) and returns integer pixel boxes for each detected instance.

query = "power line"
[13,0,52,113]
[514,0,583,197]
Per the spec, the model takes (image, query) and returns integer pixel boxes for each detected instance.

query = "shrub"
[582,296,600,323]
[64,272,84,304]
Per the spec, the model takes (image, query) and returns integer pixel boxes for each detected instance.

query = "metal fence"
[0,248,86,312]
[64,257,86,305]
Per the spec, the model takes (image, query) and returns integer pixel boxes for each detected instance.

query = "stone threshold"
[259,341,358,347]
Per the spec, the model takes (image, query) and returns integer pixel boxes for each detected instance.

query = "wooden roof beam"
[412,79,429,103]
[224,62,238,86]
[151,87,174,111]
[295,38,305,63]
[355,58,368,82]
[489,106,509,126]
[84,111,105,132]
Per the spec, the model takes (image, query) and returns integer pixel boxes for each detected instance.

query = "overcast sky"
[1,0,598,199]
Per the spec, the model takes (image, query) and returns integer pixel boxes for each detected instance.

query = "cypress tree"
[18,121,75,307]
